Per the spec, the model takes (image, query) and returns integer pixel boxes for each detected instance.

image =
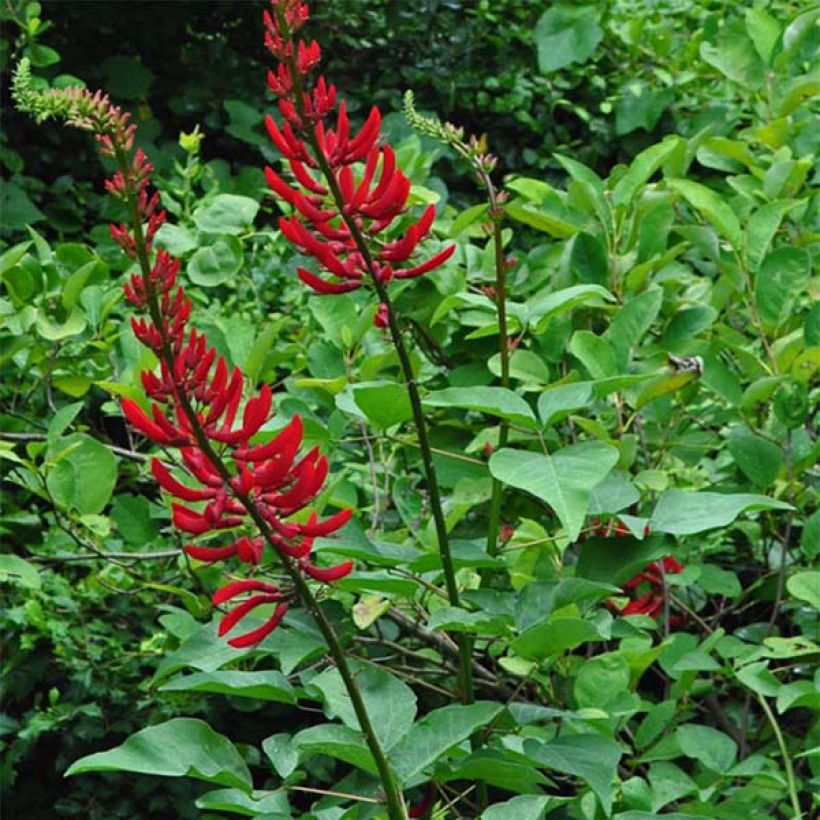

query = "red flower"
[609,556,684,624]
[262,0,455,297]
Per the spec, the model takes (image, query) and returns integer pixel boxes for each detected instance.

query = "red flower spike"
[297,267,361,294]
[374,303,389,328]
[185,544,238,562]
[151,458,215,502]
[217,594,281,636]
[212,578,280,605]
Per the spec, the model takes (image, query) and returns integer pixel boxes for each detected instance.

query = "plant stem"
[485,215,510,557]
[757,693,803,819]
[118,149,407,820]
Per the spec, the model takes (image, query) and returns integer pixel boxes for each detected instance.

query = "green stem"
[485,218,510,557]
[757,693,803,819]
[281,40,473,705]
[116,147,407,820]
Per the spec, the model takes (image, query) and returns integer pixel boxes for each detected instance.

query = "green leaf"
[0,180,44,229]
[755,246,811,326]
[524,734,622,815]
[390,701,503,783]
[154,622,254,682]
[110,494,161,546]
[309,663,416,752]
[676,724,737,774]
[195,788,290,818]
[538,381,594,428]
[745,7,781,64]
[727,428,784,487]
[745,201,795,272]
[481,795,553,820]
[576,536,674,586]
[61,260,97,310]
[352,382,413,428]
[527,284,614,329]
[570,331,617,379]
[188,236,243,287]
[47,401,84,445]
[786,571,820,610]
[661,305,717,349]
[513,617,602,661]
[735,661,781,697]
[261,734,298,779]
[574,653,631,709]
[534,5,603,74]
[588,471,640,515]
[154,224,197,256]
[700,19,764,87]
[159,671,296,704]
[506,201,582,238]
[291,723,377,774]
[424,386,536,428]
[650,490,792,535]
[0,554,41,589]
[46,433,117,515]
[0,241,32,276]
[615,85,673,136]
[606,288,663,366]
[65,718,252,791]
[35,307,86,340]
[442,748,551,794]
[427,606,512,636]
[490,443,619,540]
[570,232,608,285]
[612,139,679,209]
[193,194,259,235]
[668,179,742,249]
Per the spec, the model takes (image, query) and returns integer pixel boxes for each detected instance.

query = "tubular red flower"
[302,559,354,583]
[226,602,289,648]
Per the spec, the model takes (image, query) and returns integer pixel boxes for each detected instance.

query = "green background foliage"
[1,0,818,818]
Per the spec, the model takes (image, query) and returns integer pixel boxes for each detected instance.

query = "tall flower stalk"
[13,58,407,819]
[261,0,474,702]
[403,92,512,559]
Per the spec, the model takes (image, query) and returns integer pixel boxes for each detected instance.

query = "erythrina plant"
[12,49,409,819]
[261,0,477,703]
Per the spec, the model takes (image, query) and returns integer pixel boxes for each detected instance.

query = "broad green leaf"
[309,663,417,752]
[574,653,631,709]
[424,386,536,428]
[668,179,742,249]
[576,536,670,585]
[188,236,243,287]
[0,554,41,589]
[633,372,697,411]
[195,788,290,818]
[353,382,413,428]
[46,433,117,515]
[570,331,617,379]
[262,734,298,779]
[427,606,512,636]
[735,661,780,697]
[481,795,553,820]
[193,194,259,235]
[291,723,377,775]
[35,307,86,340]
[528,284,614,331]
[650,490,792,535]
[0,241,32,276]
[524,734,622,815]
[513,617,602,661]
[488,349,551,384]
[588,471,640,515]
[490,443,619,540]
[155,224,197,256]
[154,622,254,682]
[727,428,784,487]
[65,718,252,791]
[746,201,795,272]
[615,85,673,136]
[647,761,698,812]
[390,701,503,782]
[700,19,764,87]
[676,724,737,774]
[570,232,608,285]
[449,202,489,237]
[755,246,811,326]
[110,494,161,546]
[442,749,551,794]
[612,139,679,209]
[787,571,820,610]
[534,5,603,74]
[506,201,582,238]
[607,288,663,366]
[745,7,781,64]
[159,671,296,704]
[538,381,593,428]
[661,305,717,349]
[47,401,84,445]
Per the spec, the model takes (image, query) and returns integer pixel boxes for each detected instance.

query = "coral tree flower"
[50,69,355,648]
[611,556,685,624]
[262,0,455,296]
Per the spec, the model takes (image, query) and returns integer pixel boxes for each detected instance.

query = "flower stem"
[757,693,803,819]
[117,149,408,820]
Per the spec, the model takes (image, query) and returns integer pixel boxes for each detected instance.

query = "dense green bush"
[2,1,818,818]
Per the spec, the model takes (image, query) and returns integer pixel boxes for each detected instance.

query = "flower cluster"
[14,68,355,648]
[612,556,685,621]
[262,0,455,300]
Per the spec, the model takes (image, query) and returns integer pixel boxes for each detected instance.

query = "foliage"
[2,1,819,818]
